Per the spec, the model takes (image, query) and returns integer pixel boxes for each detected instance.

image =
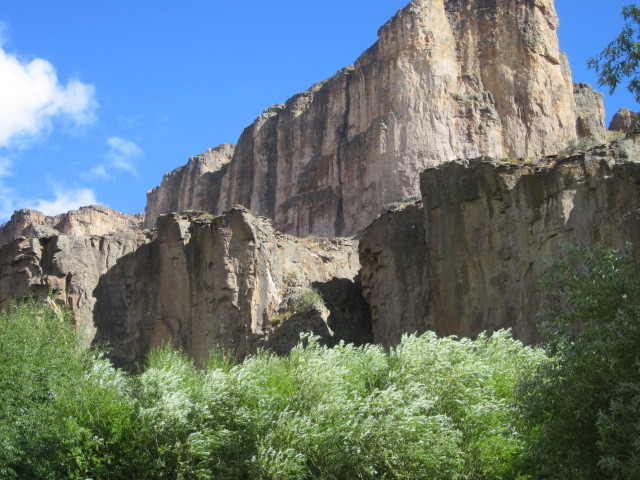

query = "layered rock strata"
[360,132,640,346]
[0,205,144,247]
[145,0,604,237]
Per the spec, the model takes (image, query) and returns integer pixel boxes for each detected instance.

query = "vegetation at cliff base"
[518,244,640,480]
[1,244,639,479]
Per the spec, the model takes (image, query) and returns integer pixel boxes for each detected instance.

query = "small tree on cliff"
[588,4,640,102]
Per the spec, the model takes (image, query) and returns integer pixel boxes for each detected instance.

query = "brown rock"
[360,132,640,346]
[360,202,432,347]
[0,205,144,248]
[573,83,606,141]
[92,208,370,367]
[0,232,150,345]
[609,108,640,132]
[146,0,591,237]
[144,144,235,228]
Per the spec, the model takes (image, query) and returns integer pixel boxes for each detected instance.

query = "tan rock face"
[145,0,590,237]
[0,232,150,345]
[144,144,235,229]
[0,205,144,247]
[609,108,640,132]
[360,132,640,347]
[91,208,370,367]
[572,83,606,141]
[0,208,370,367]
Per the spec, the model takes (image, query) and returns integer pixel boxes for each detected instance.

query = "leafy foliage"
[0,300,545,480]
[290,289,324,313]
[518,244,640,480]
[588,5,640,102]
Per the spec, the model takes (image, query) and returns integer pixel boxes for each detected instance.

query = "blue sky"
[0,0,637,221]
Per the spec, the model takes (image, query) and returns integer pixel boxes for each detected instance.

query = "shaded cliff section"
[360,132,640,347]
[0,208,371,368]
[0,232,150,345]
[144,0,605,237]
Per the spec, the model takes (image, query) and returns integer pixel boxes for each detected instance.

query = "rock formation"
[572,83,606,142]
[144,144,235,229]
[93,208,369,367]
[360,131,640,347]
[144,0,605,237]
[0,205,144,247]
[0,232,150,344]
[609,108,640,133]
[0,208,370,367]
[0,0,630,366]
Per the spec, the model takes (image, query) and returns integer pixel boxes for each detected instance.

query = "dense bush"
[5,243,637,480]
[518,244,640,480]
[0,300,545,480]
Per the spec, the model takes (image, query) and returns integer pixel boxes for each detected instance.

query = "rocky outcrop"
[0,205,144,247]
[572,83,606,141]
[91,208,369,367]
[0,208,369,366]
[144,144,235,228]
[360,132,640,347]
[145,0,595,237]
[609,108,640,132]
[0,232,150,344]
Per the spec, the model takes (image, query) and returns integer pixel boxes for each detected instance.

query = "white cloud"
[24,188,97,216]
[0,156,12,178]
[104,136,142,175]
[87,164,111,180]
[0,44,97,148]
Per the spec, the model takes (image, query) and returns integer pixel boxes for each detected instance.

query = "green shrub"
[518,243,640,480]
[0,299,546,479]
[290,289,324,313]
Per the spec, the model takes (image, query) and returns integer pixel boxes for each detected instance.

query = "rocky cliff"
[360,131,640,347]
[0,232,150,344]
[0,205,144,247]
[93,208,369,367]
[144,144,235,229]
[0,208,370,367]
[144,0,605,237]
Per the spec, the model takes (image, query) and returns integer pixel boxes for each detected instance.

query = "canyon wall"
[0,232,149,344]
[0,205,143,247]
[360,132,640,346]
[0,208,370,367]
[145,0,605,237]
[144,144,235,229]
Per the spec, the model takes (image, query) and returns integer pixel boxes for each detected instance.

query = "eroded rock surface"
[0,232,150,344]
[360,132,640,346]
[92,208,370,367]
[146,0,593,237]
[609,108,640,132]
[0,205,144,247]
[144,144,235,228]
[572,83,606,141]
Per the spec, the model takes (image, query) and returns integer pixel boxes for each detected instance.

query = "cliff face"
[144,144,235,229]
[360,132,640,347]
[145,0,604,237]
[93,208,369,367]
[0,208,370,367]
[0,232,150,344]
[0,205,144,247]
